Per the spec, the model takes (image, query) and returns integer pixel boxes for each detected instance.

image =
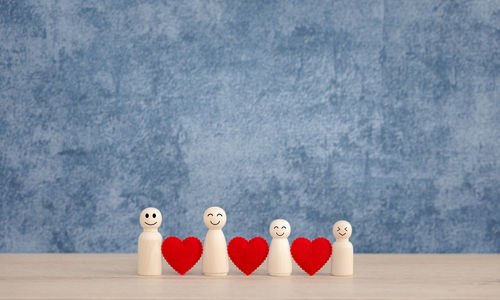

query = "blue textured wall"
[0,0,499,253]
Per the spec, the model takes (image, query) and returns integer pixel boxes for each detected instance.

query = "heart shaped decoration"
[291,237,332,276]
[161,236,203,275]
[228,237,269,275]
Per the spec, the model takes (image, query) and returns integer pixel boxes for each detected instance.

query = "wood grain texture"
[0,254,499,299]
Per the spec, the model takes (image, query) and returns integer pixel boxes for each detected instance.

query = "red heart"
[291,237,332,276]
[228,237,269,275]
[161,236,203,275]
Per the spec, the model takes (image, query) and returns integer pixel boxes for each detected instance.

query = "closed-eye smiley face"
[203,206,226,229]
[333,220,352,240]
[140,207,162,230]
[269,219,291,239]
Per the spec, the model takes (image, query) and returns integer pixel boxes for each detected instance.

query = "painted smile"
[276,232,284,236]
[210,220,221,225]
[144,222,157,226]
[339,232,346,236]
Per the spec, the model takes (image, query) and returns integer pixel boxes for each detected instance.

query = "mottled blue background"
[0,0,499,253]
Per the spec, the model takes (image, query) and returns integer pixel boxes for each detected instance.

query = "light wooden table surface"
[0,254,499,299]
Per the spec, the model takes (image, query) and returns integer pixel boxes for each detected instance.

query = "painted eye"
[337,227,340,231]
[217,213,223,217]
[345,227,348,231]
[207,213,213,217]
[152,213,156,218]
[145,213,149,218]
[274,226,279,229]
[281,226,286,229]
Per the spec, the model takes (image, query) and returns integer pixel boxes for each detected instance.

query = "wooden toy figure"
[138,207,163,276]
[267,219,292,276]
[331,220,353,276]
[202,206,229,276]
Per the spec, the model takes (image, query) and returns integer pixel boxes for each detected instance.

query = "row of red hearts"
[162,236,333,276]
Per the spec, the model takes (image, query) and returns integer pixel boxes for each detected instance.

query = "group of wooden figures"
[138,206,354,277]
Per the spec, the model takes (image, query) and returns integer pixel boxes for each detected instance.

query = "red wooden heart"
[291,237,332,276]
[228,237,269,275]
[161,236,203,275]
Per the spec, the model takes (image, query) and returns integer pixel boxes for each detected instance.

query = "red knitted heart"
[291,237,332,276]
[161,236,202,275]
[228,237,269,275]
